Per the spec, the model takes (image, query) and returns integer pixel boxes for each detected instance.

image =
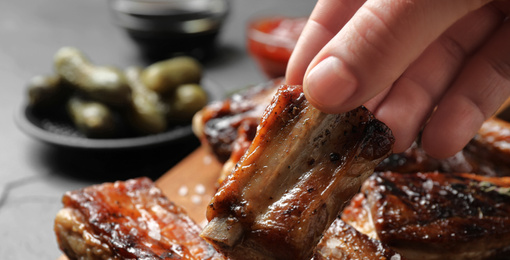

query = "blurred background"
[0,0,316,258]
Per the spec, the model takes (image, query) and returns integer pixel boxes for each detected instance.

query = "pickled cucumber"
[54,47,131,106]
[67,97,116,138]
[125,67,167,135]
[141,56,202,95]
[167,83,208,122]
[29,47,210,138]
[27,74,68,109]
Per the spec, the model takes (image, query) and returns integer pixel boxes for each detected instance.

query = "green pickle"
[27,74,68,109]
[141,56,202,95]
[67,97,116,138]
[167,83,208,122]
[54,47,131,106]
[125,67,168,135]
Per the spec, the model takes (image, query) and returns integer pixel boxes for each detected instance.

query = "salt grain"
[178,185,188,197]
[191,195,202,205]
[195,184,206,195]
[203,155,212,165]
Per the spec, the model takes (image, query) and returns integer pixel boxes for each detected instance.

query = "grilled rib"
[377,117,510,177]
[200,84,394,260]
[343,171,510,260]
[54,177,224,260]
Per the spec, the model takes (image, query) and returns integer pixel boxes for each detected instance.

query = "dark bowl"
[109,0,230,61]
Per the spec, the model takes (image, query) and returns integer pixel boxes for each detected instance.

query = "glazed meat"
[377,117,510,177]
[313,218,404,260]
[193,78,281,162]
[54,177,224,260]
[342,171,510,260]
[200,84,394,260]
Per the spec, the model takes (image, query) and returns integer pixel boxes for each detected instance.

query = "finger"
[373,4,505,152]
[423,16,510,158]
[285,0,363,85]
[303,0,491,114]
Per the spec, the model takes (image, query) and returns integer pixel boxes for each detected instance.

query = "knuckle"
[487,55,510,82]
[438,34,468,65]
[350,6,401,60]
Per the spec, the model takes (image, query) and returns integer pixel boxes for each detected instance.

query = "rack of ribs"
[200,84,395,260]
[54,177,224,260]
[341,171,510,260]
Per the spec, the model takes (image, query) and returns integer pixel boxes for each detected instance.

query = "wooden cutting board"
[57,146,222,260]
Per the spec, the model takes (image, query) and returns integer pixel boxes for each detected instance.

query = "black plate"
[15,78,224,150]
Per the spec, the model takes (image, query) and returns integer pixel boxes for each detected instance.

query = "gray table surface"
[0,0,315,258]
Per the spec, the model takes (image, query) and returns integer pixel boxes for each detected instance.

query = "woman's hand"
[286,0,510,158]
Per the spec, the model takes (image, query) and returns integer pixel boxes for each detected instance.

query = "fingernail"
[304,56,357,111]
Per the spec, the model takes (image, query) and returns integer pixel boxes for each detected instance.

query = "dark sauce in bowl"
[109,0,229,61]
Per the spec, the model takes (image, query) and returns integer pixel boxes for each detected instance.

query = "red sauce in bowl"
[247,16,306,78]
